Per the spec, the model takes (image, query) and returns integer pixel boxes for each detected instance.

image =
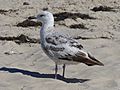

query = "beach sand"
[0,0,120,90]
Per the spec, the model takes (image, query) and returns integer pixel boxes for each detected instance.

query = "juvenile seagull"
[32,11,104,79]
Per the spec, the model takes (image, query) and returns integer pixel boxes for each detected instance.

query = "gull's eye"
[40,14,45,17]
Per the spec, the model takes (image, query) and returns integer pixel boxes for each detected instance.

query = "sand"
[0,0,120,90]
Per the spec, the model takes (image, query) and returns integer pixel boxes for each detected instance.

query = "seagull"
[31,11,104,79]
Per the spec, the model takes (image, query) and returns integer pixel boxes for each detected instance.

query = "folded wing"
[45,33,104,66]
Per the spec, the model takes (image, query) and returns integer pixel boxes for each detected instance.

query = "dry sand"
[0,0,120,90]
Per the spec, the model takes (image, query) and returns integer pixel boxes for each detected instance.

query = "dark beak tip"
[28,16,37,20]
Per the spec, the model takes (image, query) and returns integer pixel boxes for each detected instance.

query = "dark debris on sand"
[69,24,88,29]
[54,12,96,21]
[91,6,116,12]
[23,2,30,5]
[0,34,40,44]
[16,19,41,27]
[0,9,8,14]
[0,9,18,15]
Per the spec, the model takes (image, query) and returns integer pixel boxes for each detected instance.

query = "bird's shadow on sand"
[0,67,90,83]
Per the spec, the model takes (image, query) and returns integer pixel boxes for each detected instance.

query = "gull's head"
[36,11,54,27]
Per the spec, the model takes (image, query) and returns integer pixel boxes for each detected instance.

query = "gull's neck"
[40,21,54,44]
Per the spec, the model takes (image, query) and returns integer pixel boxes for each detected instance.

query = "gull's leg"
[55,63,58,79]
[62,64,66,78]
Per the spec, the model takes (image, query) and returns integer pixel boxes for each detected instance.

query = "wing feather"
[45,33,83,50]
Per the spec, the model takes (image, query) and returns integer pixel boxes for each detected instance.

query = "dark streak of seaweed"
[69,24,88,29]
[74,36,113,40]
[16,19,41,27]
[53,12,96,21]
[0,34,40,44]
[91,6,116,12]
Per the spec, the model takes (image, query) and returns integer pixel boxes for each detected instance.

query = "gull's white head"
[36,11,54,27]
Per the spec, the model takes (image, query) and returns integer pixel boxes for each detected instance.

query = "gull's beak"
[28,16,37,20]
[28,16,38,22]
[27,16,42,26]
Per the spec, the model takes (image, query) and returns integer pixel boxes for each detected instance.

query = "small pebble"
[23,2,30,5]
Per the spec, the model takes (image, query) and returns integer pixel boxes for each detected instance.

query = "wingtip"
[92,59,104,66]
[98,62,104,66]
[87,53,104,66]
